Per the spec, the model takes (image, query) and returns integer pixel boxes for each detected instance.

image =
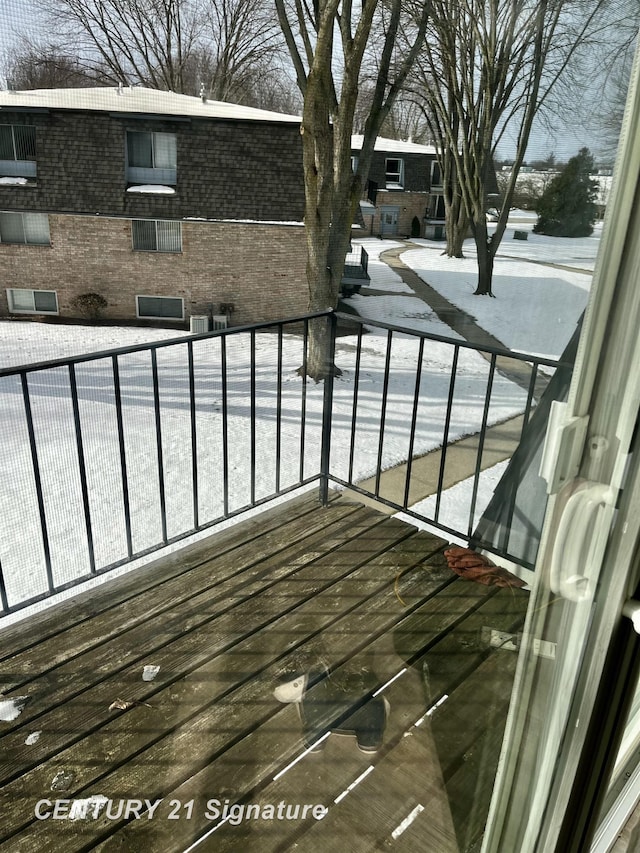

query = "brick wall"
[0,214,309,326]
[363,191,429,238]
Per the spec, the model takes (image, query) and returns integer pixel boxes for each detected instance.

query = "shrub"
[70,292,108,322]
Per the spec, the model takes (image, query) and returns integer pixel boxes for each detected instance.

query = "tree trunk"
[473,219,495,296]
[445,195,468,257]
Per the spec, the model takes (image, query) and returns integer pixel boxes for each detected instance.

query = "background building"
[0,87,308,328]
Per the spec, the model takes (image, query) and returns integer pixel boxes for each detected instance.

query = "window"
[431,159,442,187]
[385,157,404,189]
[351,155,359,173]
[0,211,50,245]
[0,125,37,178]
[132,219,182,252]
[428,195,445,219]
[126,130,177,185]
[136,295,184,320]
[7,288,58,314]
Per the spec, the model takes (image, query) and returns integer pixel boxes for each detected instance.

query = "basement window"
[136,295,184,320]
[7,288,58,314]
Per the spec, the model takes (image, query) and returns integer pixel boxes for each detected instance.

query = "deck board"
[0,492,529,852]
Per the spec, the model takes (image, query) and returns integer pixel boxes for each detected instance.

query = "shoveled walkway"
[380,244,549,398]
[349,242,551,513]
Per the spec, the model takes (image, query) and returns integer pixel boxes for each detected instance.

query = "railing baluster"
[187,340,199,531]
[435,345,459,522]
[250,329,257,506]
[374,329,394,498]
[69,364,96,575]
[523,362,538,426]
[150,350,167,544]
[112,354,133,559]
[498,362,540,552]
[220,335,229,517]
[403,337,425,509]
[20,372,54,594]
[299,319,309,484]
[0,558,9,615]
[347,325,364,484]
[275,325,283,494]
[319,313,337,505]
[468,354,497,537]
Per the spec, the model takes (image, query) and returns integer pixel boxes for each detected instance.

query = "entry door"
[380,206,399,236]
[482,43,640,853]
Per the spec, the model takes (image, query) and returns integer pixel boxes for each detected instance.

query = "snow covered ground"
[0,215,596,623]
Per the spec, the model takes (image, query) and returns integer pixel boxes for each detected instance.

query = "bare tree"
[197,0,286,101]
[27,0,292,102]
[411,0,619,296]
[276,0,431,378]
[3,41,97,89]
[32,0,202,92]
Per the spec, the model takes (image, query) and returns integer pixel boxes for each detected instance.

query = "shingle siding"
[0,110,305,221]
[365,151,432,193]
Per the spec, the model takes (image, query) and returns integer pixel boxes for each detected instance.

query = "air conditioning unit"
[189,315,210,334]
[213,314,229,330]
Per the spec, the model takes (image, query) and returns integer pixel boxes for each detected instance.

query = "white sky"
[0,0,625,163]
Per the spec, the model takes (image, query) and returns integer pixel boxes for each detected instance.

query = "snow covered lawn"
[397,216,594,359]
[0,220,597,620]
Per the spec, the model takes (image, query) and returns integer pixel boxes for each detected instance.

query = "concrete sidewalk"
[348,243,546,512]
[349,414,525,513]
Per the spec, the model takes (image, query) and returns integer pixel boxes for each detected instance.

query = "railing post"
[319,311,338,506]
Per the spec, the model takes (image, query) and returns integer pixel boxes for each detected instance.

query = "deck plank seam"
[0,491,344,660]
[0,546,453,841]
[0,503,371,679]
[0,526,433,787]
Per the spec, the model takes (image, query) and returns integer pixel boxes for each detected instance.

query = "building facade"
[350,135,445,239]
[0,87,308,328]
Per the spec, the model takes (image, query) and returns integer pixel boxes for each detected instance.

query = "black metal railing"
[322,314,569,571]
[0,310,568,616]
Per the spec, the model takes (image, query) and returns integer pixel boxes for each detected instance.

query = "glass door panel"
[482,40,640,853]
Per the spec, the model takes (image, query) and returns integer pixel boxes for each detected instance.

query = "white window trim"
[135,295,184,320]
[385,157,405,189]
[430,158,443,187]
[126,130,177,186]
[7,288,58,315]
[0,124,37,178]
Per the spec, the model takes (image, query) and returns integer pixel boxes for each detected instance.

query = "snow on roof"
[0,86,302,124]
[351,134,436,155]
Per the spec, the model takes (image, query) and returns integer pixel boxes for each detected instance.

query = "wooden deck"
[0,492,529,853]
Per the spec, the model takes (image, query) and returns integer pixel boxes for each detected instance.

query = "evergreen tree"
[533,148,599,237]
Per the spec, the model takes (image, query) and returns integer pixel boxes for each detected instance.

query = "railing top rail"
[336,312,571,369]
[0,308,571,379]
[0,310,332,378]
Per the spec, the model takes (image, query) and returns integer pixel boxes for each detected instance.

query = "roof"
[351,134,436,155]
[0,86,302,124]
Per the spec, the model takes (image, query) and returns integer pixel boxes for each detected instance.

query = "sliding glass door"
[483,40,640,853]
